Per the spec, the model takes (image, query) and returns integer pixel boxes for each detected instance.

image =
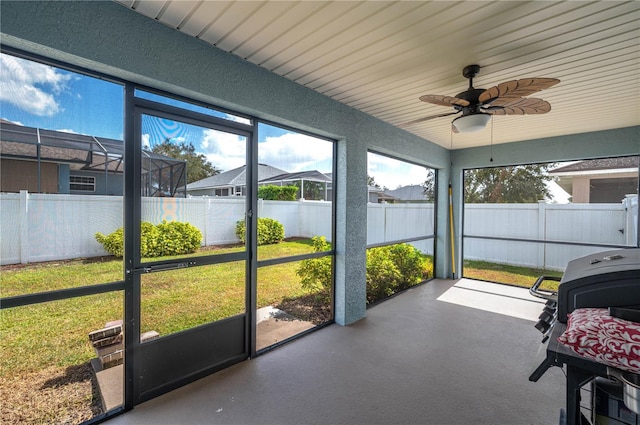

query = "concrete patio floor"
[105,279,566,425]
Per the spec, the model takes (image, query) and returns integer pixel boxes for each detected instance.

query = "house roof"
[260,170,332,184]
[187,164,288,190]
[383,185,430,202]
[0,121,183,173]
[550,157,639,174]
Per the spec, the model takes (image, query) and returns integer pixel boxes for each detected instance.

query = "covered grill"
[529,248,640,425]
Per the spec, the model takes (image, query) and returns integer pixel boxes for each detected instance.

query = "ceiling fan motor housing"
[454,88,486,114]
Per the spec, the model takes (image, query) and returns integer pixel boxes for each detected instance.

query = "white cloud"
[201,128,247,171]
[1,117,23,126]
[0,54,72,117]
[368,153,429,189]
[57,128,79,134]
[259,133,333,172]
[142,134,151,149]
[197,130,333,173]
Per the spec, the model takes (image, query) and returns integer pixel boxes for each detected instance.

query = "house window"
[70,175,95,192]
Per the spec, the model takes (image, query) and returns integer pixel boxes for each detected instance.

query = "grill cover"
[557,248,640,323]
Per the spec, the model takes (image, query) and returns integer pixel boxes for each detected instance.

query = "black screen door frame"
[124,91,257,405]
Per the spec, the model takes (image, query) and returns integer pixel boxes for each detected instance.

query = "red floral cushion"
[557,308,640,373]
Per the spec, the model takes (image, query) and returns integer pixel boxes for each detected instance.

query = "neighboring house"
[0,121,186,197]
[368,186,396,203]
[260,170,332,200]
[367,184,432,204]
[549,156,639,203]
[186,164,287,197]
[383,184,432,203]
[188,166,335,200]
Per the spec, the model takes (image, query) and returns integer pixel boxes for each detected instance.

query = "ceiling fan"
[405,64,560,133]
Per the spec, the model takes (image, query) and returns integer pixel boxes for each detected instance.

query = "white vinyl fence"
[367,202,436,255]
[464,195,638,270]
[1,191,637,270]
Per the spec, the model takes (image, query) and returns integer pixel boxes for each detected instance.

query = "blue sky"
[0,53,334,176]
[0,53,124,139]
[1,52,438,189]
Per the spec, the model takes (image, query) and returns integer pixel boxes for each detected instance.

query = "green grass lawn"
[463,259,563,291]
[0,239,325,424]
[0,239,319,377]
[2,250,559,378]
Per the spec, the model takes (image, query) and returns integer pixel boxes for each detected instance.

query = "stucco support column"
[334,138,367,325]
[435,165,453,278]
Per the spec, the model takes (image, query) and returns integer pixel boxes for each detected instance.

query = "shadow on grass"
[41,362,104,417]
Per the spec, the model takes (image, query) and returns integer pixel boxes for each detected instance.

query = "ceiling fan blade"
[485,98,551,115]
[401,111,460,126]
[419,94,470,107]
[478,78,560,104]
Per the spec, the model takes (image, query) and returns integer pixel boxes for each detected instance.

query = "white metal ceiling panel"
[198,1,266,47]
[174,1,229,38]
[130,0,165,18]
[257,2,371,72]
[154,1,200,29]
[214,2,293,58]
[113,0,640,149]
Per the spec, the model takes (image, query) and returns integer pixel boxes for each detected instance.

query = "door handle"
[127,261,196,274]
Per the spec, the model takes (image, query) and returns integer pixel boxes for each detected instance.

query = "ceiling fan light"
[452,113,491,133]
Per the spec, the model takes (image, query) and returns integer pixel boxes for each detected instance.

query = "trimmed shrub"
[156,220,202,256]
[386,243,430,289]
[257,185,298,201]
[95,220,202,258]
[295,239,429,304]
[95,227,125,258]
[140,221,161,257]
[297,236,332,300]
[235,217,285,245]
[366,247,402,303]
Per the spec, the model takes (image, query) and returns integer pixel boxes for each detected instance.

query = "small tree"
[152,139,221,184]
[422,172,436,202]
[464,164,555,203]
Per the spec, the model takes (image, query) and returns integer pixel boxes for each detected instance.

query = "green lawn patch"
[463,259,563,291]
[0,239,319,378]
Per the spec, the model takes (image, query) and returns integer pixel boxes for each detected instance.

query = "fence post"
[383,202,388,243]
[624,194,639,246]
[537,201,547,270]
[19,190,30,264]
[204,197,209,247]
